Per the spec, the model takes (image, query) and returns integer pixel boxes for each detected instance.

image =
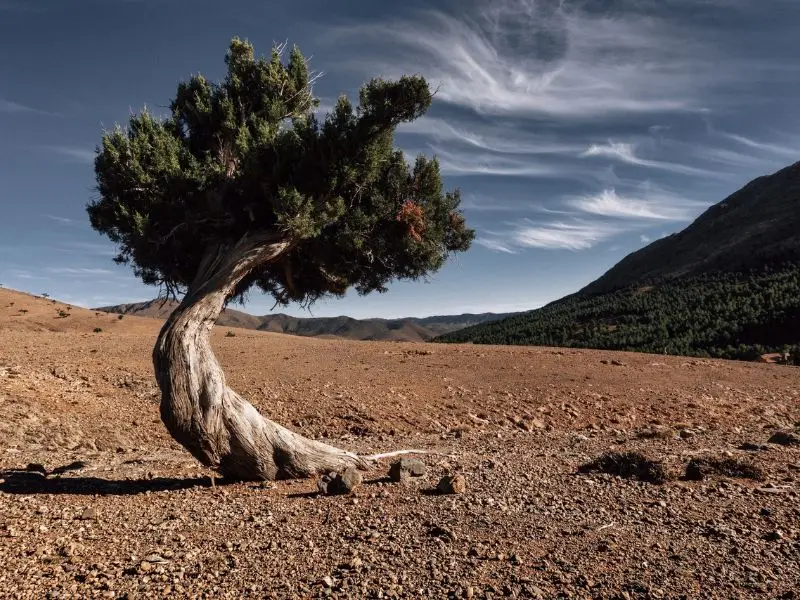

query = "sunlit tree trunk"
[152,233,372,480]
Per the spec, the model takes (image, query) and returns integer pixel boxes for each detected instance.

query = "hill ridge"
[96,299,516,342]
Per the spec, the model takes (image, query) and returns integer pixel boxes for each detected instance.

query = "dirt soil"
[1,288,799,599]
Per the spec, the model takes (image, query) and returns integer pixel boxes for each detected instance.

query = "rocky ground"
[1,288,799,599]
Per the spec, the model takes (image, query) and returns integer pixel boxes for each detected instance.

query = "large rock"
[437,474,466,495]
[388,458,427,482]
[317,467,362,495]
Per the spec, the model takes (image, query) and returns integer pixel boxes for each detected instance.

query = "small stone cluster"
[316,457,466,497]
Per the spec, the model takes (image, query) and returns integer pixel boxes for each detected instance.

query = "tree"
[87,39,474,481]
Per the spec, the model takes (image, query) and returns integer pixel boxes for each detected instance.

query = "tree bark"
[152,233,372,480]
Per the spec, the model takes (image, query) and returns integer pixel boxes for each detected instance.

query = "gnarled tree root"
[151,235,442,482]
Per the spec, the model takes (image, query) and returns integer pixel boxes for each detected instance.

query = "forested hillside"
[436,162,800,361]
[437,266,800,360]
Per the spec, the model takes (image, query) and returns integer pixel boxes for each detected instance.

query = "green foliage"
[436,266,800,361]
[88,38,473,306]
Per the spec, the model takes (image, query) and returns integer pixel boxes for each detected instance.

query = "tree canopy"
[88,38,473,306]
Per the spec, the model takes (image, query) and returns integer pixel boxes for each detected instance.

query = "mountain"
[582,161,800,294]
[436,161,800,361]
[96,299,515,342]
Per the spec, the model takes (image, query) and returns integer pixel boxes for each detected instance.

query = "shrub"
[684,457,763,481]
[579,451,670,484]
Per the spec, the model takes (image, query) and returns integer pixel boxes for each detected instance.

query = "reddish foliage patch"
[396,200,425,242]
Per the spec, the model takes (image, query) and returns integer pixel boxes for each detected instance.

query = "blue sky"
[1,0,799,319]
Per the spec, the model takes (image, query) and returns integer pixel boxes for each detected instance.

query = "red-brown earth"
[0,288,798,599]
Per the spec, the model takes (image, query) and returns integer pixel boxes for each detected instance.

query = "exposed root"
[364,449,452,461]
[151,236,457,483]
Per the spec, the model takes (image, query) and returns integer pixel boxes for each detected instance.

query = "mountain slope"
[582,161,800,294]
[437,162,800,360]
[96,300,515,342]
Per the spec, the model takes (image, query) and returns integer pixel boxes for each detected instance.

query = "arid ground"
[1,288,798,599]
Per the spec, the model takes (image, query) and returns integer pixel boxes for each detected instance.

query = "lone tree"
[88,39,473,481]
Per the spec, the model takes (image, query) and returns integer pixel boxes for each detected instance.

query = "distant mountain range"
[437,161,800,361]
[95,298,516,342]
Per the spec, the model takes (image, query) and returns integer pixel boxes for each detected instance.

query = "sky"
[1,0,799,319]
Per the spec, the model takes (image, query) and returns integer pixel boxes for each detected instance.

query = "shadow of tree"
[0,469,216,496]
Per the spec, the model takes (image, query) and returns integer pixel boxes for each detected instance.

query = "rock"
[437,474,466,495]
[143,553,168,564]
[388,458,427,482]
[763,530,783,541]
[26,463,47,475]
[756,486,789,495]
[317,467,362,495]
[738,442,769,451]
[768,431,800,446]
[320,576,334,588]
[79,507,98,521]
[637,427,673,440]
[428,525,456,541]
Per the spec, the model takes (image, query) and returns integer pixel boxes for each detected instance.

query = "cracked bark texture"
[152,233,372,480]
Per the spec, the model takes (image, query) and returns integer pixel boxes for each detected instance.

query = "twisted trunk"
[152,233,372,480]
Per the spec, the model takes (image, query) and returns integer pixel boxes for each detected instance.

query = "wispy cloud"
[327,0,736,119]
[398,116,581,156]
[580,141,713,177]
[59,240,117,258]
[475,237,517,254]
[1,268,45,281]
[0,98,45,114]
[460,195,524,213]
[46,267,114,276]
[566,187,700,221]
[478,218,623,253]
[44,146,96,163]
[43,214,75,225]
[511,220,622,251]
[721,133,799,158]
[426,144,571,178]
[640,234,651,243]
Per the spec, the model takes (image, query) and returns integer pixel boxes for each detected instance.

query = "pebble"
[317,467,362,495]
[437,474,466,495]
[388,458,427,482]
[79,507,98,521]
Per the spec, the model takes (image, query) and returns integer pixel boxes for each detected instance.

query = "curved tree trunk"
[152,233,372,481]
